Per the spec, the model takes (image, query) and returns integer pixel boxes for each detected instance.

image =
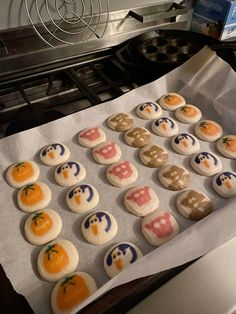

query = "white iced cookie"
[66,184,99,213]
[24,209,62,245]
[40,143,70,166]
[139,144,168,168]
[17,182,51,213]
[216,135,236,159]
[107,113,134,132]
[141,210,179,246]
[104,242,143,278]
[151,117,179,137]
[6,160,40,188]
[176,190,212,220]
[55,161,86,187]
[106,161,138,187]
[171,133,200,155]
[124,186,159,216]
[175,104,202,124]
[158,164,190,191]
[194,120,223,142]
[92,142,121,165]
[51,272,98,314]
[191,152,222,176]
[82,211,118,245]
[158,92,186,111]
[124,127,151,148]
[37,239,79,282]
[212,171,236,198]
[78,127,106,148]
[136,102,162,120]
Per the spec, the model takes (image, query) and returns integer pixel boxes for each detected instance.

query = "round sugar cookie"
[141,210,179,246]
[6,160,40,188]
[136,102,162,120]
[124,127,151,148]
[212,171,236,198]
[92,142,121,165]
[124,186,159,216]
[51,272,98,314]
[107,113,134,132]
[106,161,138,187]
[191,152,222,176]
[158,164,190,191]
[104,242,143,278]
[40,144,70,166]
[82,211,118,245]
[37,239,79,282]
[151,117,179,137]
[78,127,106,148]
[171,133,200,155]
[176,190,212,220]
[55,161,86,187]
[66,184,99,213]
[216,135,236,159]
[17,182,51,213]
[139,144,168,168]
[24,209,62,245]
[194,120,223,142]
[158,92,186,111]
[175,104,202,124]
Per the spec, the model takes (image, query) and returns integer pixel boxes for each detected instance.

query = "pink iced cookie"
[106,161,138,187]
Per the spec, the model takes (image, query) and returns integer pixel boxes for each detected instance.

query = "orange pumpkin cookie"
[24,209,62,245]
[216,135,236,159]
[194,120,223,142]
[158,93,186,111]
[51,272,97,314]
[6,160,40,188]
[175,104,202,124]
[37,239,79,282]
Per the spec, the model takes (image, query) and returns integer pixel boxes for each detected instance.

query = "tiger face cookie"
[175,104,202,124]
[78,127,106,148]
[106,161,138,187]
[158,164,190,191]
[92,142,121,165]
[139,144,168,168]
[151,117,179,137]
[55,161,86,187]
[194,120,223,142]
[191,152,222,176]
[40,144,70,166]
[136,102,162,120]
[171,133,200,155]
[216,135,236,159]
[124,127,151,148]
[158,93,186,111]
[107,113,134,132]
[212,171,236,198]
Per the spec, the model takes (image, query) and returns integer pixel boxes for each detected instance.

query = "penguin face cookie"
[82,211,118,245]
[141,210,179,246]
[40,144,70,166]
[151,117,179,137]
[66,184,99,213]
[195,120,223,142]
[136,102,162,120]
[106,161,138,187]
[212,171,236,198]
[175,104,202,124]
[172,133,200,155]
[92,142,121,165]
[124,127,151,148]
[55,161,86,187]
[158,93,186,111]
[158,164,190,191]
[139,145,168,168]
[216,135,236,159]
[104,242,143,278]
[78,127,106,148]
[191,152,222,176]
[107,113,134,132]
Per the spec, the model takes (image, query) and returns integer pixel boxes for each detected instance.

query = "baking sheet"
[0,47,235,314]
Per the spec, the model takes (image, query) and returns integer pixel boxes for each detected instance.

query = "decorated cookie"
[6,161,40,188]
[66,184,99,213]
[158,92,186,111]
[51,272,98,314]
[212,171,236,198]
[82,211,118,245]
[171,133,200,155]
[107,113,134,132]
[92,142,121,165]
[141,210,179,246]
[191,152,222,176]
[17,182,51,213]
[139,145,168,168]
[37,239,79,282]
[151,117,179,137]
[194,120,223,142]
[124,127,151,148]
[24,209,62,245]
[158,164,190,191]
[104,242,143,278]
[175,104,202,124]
[124,186,159,216]
[78,127,106,148]
[55,161,86,187]
[176,190,212,220]
[106,161,138,187]
[216,135,236,159]
[136,102,162,120]
[40,144,70,166]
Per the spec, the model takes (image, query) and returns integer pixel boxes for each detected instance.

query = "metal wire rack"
[24,0,110,48]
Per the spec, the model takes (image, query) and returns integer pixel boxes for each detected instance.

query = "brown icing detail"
[162,166,189,190]
[181,106,197,117]
[142,146,168,167]
[222,137,236,153]
[164,94,182,106]
[199,121,220,137]
[109,113,133,132]
[126,127,151,147]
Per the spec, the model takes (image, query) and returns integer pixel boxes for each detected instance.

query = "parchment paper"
[0,47,235,314]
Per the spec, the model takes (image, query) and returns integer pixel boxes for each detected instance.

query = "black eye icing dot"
[117,252,121,256]
[113,254,116,259]
[91,220,93,223]
[95,218,98,222]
